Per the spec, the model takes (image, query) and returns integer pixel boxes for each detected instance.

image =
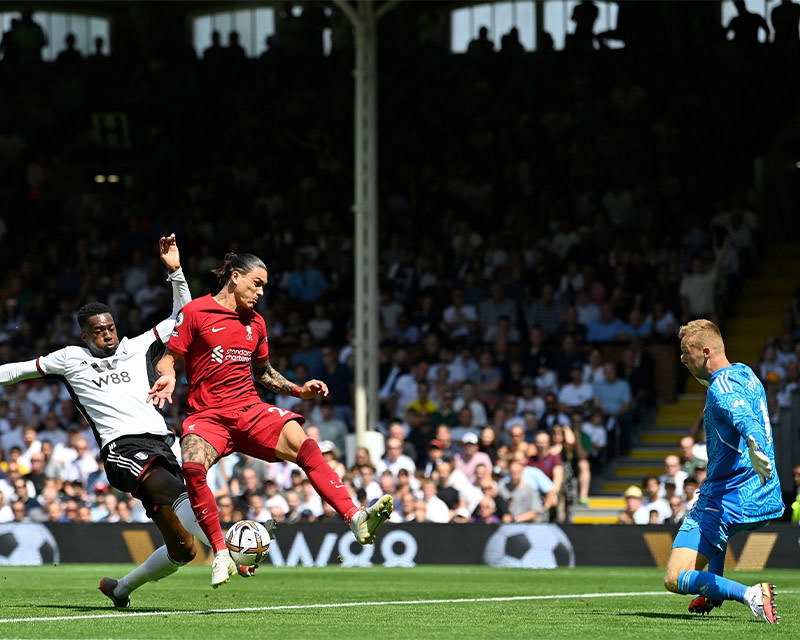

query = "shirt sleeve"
[0,359,42,384]
[166,304,195,356]
[166,267,191,318]
[722,388,768,449]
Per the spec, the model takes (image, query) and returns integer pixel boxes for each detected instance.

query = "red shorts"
[181,403,305,462]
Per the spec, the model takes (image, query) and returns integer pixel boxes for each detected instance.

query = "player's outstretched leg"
[98,578,132,608]
[211,550,237,588]
[350,494,394,545]
[688,596,723,615]
[746,583,779,623]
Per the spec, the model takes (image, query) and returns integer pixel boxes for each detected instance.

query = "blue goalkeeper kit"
[699,363,784,523]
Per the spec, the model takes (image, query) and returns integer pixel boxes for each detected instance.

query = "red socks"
[182,462,226,552]
[296,439,359,524]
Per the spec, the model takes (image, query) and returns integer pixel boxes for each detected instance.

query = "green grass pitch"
[0,565,796,639]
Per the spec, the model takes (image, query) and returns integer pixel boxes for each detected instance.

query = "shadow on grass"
[619,612,727,621]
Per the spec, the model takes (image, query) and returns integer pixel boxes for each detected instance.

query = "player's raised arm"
[158,234,191,317]
[0,359,41,385]
[251,359,328,399]
[159,234,180,272]
[147,349,182,408]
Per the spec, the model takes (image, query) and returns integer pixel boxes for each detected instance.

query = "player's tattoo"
[181,434,219,468]
[252,360,297,396]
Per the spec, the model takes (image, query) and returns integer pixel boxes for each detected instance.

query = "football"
[225,520,272,566]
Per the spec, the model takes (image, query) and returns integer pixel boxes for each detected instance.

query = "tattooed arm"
[252,359,329,399]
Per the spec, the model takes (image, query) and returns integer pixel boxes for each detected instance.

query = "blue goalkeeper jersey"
[699,363,784,523]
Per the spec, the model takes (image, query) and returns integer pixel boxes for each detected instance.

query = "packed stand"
[0,2,782,524]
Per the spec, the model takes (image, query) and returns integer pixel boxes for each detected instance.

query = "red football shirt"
[167,294,269,413]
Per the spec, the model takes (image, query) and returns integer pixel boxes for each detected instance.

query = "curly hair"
[77,302,112,331]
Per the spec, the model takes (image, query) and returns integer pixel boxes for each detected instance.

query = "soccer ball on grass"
[225,519,272,566]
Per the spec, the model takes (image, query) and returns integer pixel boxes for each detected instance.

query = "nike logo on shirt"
[211,327,226,332]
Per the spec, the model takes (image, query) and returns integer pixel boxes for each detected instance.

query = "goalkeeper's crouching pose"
[664,319,784,623]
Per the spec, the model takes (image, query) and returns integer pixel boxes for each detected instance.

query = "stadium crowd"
[1,2,799,526]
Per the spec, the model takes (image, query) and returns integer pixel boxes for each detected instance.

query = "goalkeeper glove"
[747,435,773,486]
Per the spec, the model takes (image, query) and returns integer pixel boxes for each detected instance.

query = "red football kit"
[167,294,304,460]
[168,295,357,553]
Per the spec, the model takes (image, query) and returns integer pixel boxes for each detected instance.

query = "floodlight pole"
[333,0,400,455]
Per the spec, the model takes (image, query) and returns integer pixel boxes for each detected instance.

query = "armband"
[292,385,302,398]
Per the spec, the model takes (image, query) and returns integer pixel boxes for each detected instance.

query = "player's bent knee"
[168,532,197,564]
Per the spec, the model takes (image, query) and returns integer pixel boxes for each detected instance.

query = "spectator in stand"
[478,426,500,465]
[583,347,606,385]
[468,350,503,411]
[647,301,679,341]
[527,430,564,518]
[472,495,501,523]
[558,362,595,415]
[498,459,546,523]
[660,454,688,496]
[386,421,417,463]
[453,381,488,428]
[682,475,700,510]
[441,288,479,343]
[404,379,439,424]
[678,435,704,477]
[453,432,493,484]
[312,399,348,460]
[420,477,450,522]
[586,303,630,343]
[576,408,607,469]
[594,362,634,456]
[430,388,460,428]
[516,377,545,419]
[525,283,568,341]
[618,485,646,524]
[478,281,519,343]
[665,494,687,526]
[433,424,461,461]
[353,464,382,504]
[320,346,354,427]
[375,437,416,480]
[641,475,671,523]
[538,391,571,433]
[390,358,430,422]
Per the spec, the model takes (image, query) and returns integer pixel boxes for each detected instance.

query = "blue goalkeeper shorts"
[673,495,766,559]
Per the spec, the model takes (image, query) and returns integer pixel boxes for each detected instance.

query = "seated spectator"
[420,478,450,523]
[586,303,630,343]
[375,437,416,480]
[618,484,647,524]
[440,288,479,342]
[660,454,688,495]
[641,475,670,523]
[319,440,346,478]
[682,474,700,510]
[527,431,564,517]
[454,432,493,484]
[538,392,571,433]
[498,459,547,522]
[468,350,503,410]
[516,377,545,418]
[471,495,501,523]
[678,435,704,477]
[558,362,595,414]
[665,494,686,525]
[593,362,634,456]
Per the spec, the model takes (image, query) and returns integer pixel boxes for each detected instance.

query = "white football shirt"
[36,319,175,449]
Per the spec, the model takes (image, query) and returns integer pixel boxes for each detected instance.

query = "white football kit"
[0,268,190,451]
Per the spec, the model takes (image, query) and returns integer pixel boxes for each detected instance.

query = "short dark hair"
[211,252,267,285]
[77,302,111,331]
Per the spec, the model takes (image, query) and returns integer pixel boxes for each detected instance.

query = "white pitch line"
[1,591,667,624]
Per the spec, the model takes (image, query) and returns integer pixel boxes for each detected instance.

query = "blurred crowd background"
[1,1,800,527]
